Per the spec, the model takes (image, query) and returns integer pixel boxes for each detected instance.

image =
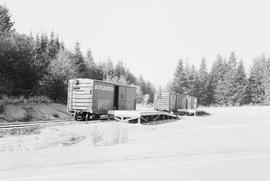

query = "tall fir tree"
[226,52,238,104]
[248,56,266,104]
[0,5,14,34]
[197,57,209,105]
[85,49,95,67]
[48,32,60,59]
[73,42,88,78]
[233,60,248,105]
[102,58,114,80]
[187,65,199,97]
[114,61,127,80]
[209,54,226,104]
[171,59,190,94]
[137,75,147,95]
[85,49,98,79]
[263,58,270,104]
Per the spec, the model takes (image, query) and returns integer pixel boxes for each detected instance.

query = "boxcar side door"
[118,86,127,110]
[126,87,136,110]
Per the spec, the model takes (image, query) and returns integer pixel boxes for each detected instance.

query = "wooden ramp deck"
[108,110,178,124]
[177,109,197,116]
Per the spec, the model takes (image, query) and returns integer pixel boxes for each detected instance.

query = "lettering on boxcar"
[94,85,114,91]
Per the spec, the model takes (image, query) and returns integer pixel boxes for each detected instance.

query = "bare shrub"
[62,135,84,146]
[90,126,103,146]
[52,113,59,118]
[111,123,129,144]
[20,107,34,122]
[0,95,52,105]
[27,96,52,103]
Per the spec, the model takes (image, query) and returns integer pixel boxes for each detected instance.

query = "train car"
[185,95,192,109]
[67,78,136,120]
[154,91,198,115]
[191,96,198,109]
[176,94,187,109]
[154,92,177,112]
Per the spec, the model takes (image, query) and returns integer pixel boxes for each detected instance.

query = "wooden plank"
[72,106,88,110]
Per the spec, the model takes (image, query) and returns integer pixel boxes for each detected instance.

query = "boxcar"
[154,91,197,113]
[154,92,177,112]
[185,95,192,109]
[176,94,187,109]
[191,96,198,109]
[67,78,136,120]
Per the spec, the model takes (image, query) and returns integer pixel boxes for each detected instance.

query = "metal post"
[138,117,141,124]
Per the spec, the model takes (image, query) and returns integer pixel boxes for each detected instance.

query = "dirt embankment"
[0,103,71,122]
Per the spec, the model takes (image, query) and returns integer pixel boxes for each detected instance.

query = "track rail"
[0,120,74,129]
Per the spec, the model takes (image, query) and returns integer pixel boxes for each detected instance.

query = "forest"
[0,5,155,104]
[170,53,270,106]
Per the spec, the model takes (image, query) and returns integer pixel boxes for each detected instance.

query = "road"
[2,152,270,181]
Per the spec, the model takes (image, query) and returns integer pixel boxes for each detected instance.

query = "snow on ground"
[1,106,270,180]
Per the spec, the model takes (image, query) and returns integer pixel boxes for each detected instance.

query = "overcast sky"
[2,0,270,86]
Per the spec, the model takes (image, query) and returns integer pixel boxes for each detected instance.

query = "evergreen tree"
[263,58,270,104]
[0,33,41,96]
[125,69,137,85]
[102,58,114,80]
[187,65,198,97]
[248,56,266,104]
[33,33,50,91]
[0,5,14,34]
[48,32,60,59]
[40,33,49,54]
[208,54,226,104]
[145,81,155,103]
[197,57,209,105]
[233,60,248,105]
[85,49,95,67]
[171,59,190,94]
[137,75,147,95]
[73,42,88,78]
[85,49,98,79]
[114,61,127,80]
[225,52,238,104]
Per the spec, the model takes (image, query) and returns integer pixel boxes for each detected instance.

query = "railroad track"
[0,120,74,129]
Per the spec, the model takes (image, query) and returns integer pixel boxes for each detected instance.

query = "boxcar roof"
[71,78,136,89]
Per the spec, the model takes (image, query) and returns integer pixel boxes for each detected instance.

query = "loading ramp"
[108,110,179,124]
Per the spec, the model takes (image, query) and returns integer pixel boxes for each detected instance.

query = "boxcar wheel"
[95,114,100,120]
[81,113,87,121]
[74,113,79,121]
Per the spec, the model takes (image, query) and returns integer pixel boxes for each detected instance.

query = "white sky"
[2,0,270,86]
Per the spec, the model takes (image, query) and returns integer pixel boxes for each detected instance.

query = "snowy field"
[1,106,270,181]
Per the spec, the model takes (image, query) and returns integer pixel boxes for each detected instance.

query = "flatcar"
[154,91,197,113]
[67,78,136,121]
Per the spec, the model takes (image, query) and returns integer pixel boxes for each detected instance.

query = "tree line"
[0,5,155,104]
[170,52,270,106]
